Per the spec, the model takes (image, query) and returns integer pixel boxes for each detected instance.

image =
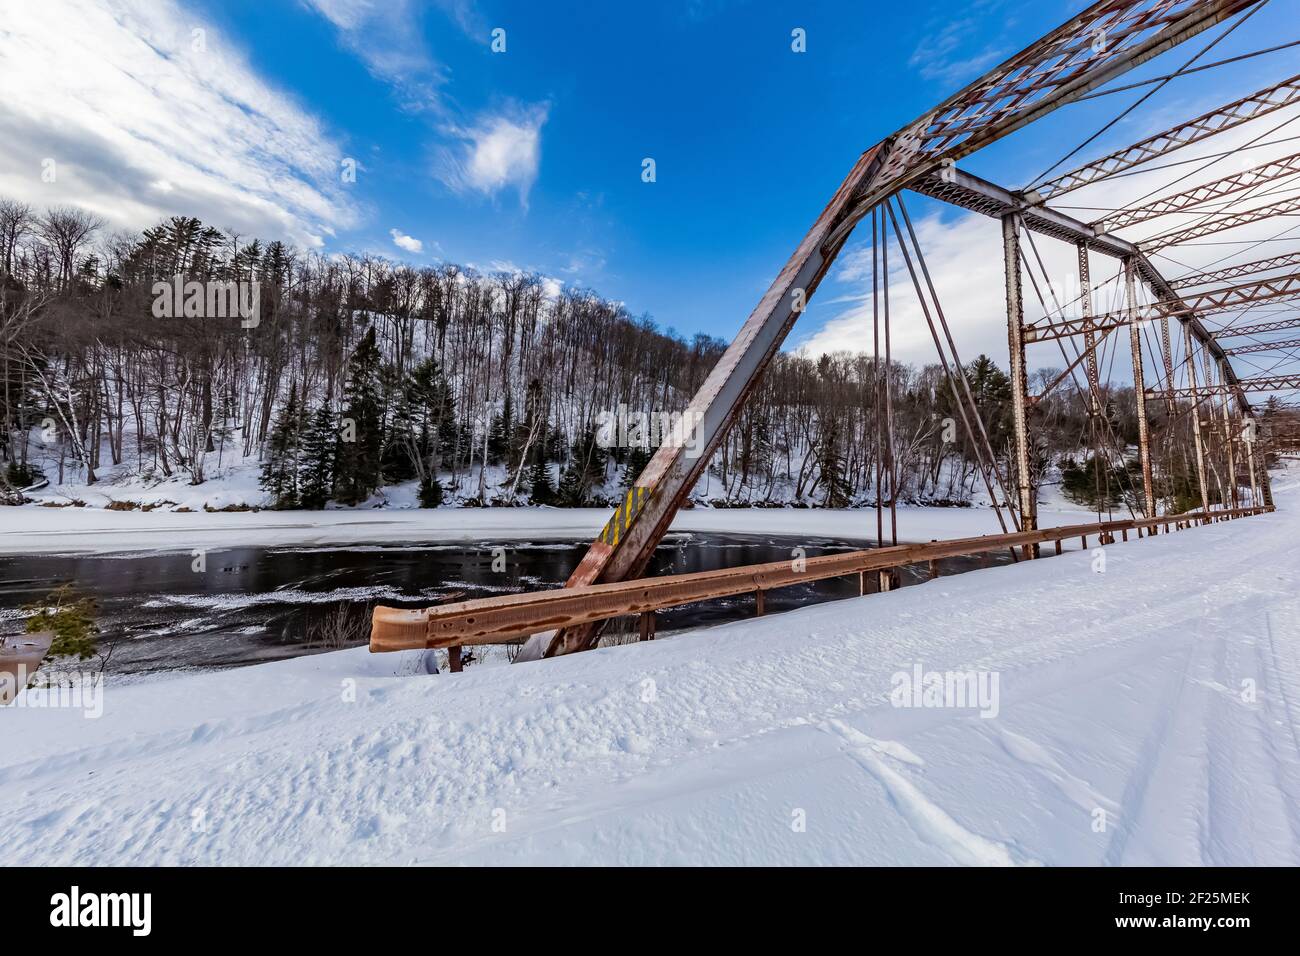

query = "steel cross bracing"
[1031,69,1300,200]
[1223,336,1300,355]
[910,165,1243,388]
[1092,150,1300,231]
[879,0,1256,166]
[1027,271,1300,341]
[1143,194,1300,250]
[1171,250,1300,287]
[540,0,1264,658]
[1215,316,1300,336]
[1148,373,1300,397]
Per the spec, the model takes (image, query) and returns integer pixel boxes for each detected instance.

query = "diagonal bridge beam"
[1143,195,1300,250]
[1215,316,1300,336]
[1172,250,1300,288]
[1093,150,1300,232]
[1031,69,1300,200]
[1028,271,1300,341]
[1147,373,1300,397]
[1222,335,1300,354]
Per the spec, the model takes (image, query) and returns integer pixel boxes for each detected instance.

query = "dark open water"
[0,533,1011,675]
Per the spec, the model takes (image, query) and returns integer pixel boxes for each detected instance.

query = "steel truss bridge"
[371,0,1298,664]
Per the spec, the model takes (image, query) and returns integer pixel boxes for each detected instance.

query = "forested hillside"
[0,196,1222,513]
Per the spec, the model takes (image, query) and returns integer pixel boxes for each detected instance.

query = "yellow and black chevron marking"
[598,484,652,548]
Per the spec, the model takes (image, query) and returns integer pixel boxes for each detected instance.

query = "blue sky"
[2,0,1299,370]
[207,0,1074,341]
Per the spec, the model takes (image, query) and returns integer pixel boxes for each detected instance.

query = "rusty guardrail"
[370,505,1272,659]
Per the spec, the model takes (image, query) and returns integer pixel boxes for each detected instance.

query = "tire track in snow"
[991,727,1117,817]
[823,719,1031,867]
[1100,635,1196,866]
[1257,604,1300,855]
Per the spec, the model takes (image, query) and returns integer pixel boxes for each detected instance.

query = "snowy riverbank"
[1,464,1296,865]
[0,499,1102,555]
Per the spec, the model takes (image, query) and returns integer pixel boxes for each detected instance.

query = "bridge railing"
[369,505,1272,658]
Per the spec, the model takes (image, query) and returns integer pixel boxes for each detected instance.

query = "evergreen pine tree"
[380,391,417,484]
[527,457,556,505]
[556,460,584,507]
[398,356,456,486]
[487,391,513,465]
[557,426,607,506]
[298,401,335,510]
[260,384,302,508]
[406,357,455,463]
[437,416,459,466]
[622,445,653,488]
[333,327,383,505]
[487,414,508,465]
[417,473,444,508]
[816,418,852,508]
[965,354,1013,450]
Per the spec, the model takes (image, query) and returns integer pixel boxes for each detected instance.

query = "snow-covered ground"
[1,463,1296,865]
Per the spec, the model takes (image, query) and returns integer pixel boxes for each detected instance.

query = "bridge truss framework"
[369,0,1300,661]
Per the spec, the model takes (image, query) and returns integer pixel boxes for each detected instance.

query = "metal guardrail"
[370,505,1272,659]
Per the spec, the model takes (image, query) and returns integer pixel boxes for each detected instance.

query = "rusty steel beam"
[539,0,1260,657]
[909,166,1242,390]
[1147,373,1300,396]
[1028,270,1300,340]
[910,165,1247,405]
[857,0,1264,208]
[912,166,1147,259]
[1246,405,1262,505]
[1213,315,1300,336]
[1171,250,1300,288]
[1142,194,1300,250]
[1004,215,1038,553]
[369,506,1271,654]
[1093,150,1300,231]
[1223,335,1300,354]
[1079,242,1104,413]
[1033,68,1300,200]
[1164,270,1300,313]
[1219,358,1241,508]
[1185,324,1212,513]
[1126,257,1158,515]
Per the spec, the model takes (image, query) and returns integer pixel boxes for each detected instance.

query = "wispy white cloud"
[908,3,1010,87]
[301,2,549,212]
[299,0,446,108]
[560,248,607,277]
[0,0,357,244]
[389,228,424,253]
[430,0,487,38]
[435,104,549,207]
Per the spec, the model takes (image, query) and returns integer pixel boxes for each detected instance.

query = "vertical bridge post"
[1184,324,1211,519]
[1220,358,1241,511]
[1003,214,1037,558]
[1125,257,1157,520]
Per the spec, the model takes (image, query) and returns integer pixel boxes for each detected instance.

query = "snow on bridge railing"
[369,505,1271,661]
